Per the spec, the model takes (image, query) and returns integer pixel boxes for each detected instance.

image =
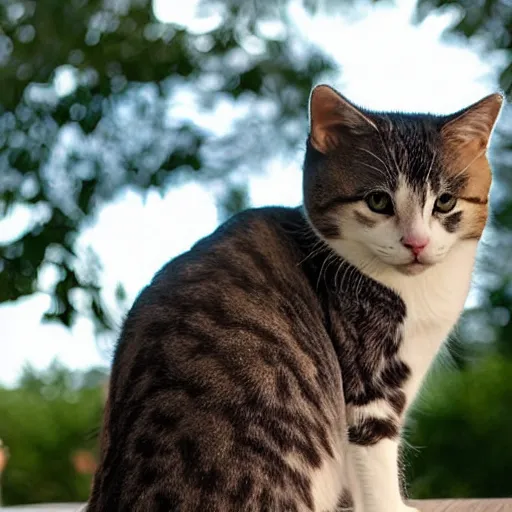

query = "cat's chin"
[395,261,431,276]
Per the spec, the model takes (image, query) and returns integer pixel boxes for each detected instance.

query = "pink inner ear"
[309,85,376,153]
[441,93,503,146]
[309,86,345,153]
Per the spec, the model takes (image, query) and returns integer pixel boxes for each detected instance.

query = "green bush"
[405,354,512,499]
[0,362,106,505]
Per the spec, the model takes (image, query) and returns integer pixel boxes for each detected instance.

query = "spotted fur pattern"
[88,86,502,511]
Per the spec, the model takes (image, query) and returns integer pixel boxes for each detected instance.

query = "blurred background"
[0,0,511,506]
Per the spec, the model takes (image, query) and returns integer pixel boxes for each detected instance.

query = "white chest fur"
[329,237,478,407]
[383,240,478,405]
[306,240,478,512]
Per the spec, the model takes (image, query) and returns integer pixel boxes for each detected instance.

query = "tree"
[404,354,512,498]
[0,362,108,505]
[0,0,334,330]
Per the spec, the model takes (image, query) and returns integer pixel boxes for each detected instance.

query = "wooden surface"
[1,501,512,510]
[411,499,512,511]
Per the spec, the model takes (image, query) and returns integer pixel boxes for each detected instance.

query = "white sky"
[0,0,500,386]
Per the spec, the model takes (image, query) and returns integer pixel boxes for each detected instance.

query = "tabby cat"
[87,85,502,512]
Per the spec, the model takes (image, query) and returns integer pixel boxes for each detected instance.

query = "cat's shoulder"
[182,205,306,262]
[195,206,305,245]
[126,206,305,308]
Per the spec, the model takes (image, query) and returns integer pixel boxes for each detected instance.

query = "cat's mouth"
[396,257,433,275]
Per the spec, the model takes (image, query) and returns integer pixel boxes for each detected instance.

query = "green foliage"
[405,354,512,498]
[2,0,512,505]
[0,362,107,505]
[4,359,512,506]
[0,0,334,330]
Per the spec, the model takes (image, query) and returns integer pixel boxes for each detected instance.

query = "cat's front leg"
[346,402,417,512]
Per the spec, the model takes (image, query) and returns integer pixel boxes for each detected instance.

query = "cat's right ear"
[309,85,377,154]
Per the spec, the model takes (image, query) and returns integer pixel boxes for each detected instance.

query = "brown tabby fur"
[88,87,502,512]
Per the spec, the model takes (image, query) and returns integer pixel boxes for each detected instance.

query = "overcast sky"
[0,0,500,386]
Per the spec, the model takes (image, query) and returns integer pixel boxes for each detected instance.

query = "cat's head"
[303,85,503,276]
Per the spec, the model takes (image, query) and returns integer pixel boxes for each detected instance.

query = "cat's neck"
[329,237,478,406]
[330,238,478,318]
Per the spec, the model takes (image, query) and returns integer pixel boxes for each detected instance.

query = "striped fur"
[88,86,502,511]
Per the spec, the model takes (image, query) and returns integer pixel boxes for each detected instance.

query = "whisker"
[334,259,349,288]
[337,260,354,293]
[346,266,360,297]
[323,255,338,288]
[297,240,325,266]
[356,147,394,180]
[388,146,403,176]
[316,252,336,291]
[356,161,392,180]
[400,437,424,454]
[450,148,486,183]
[425,150,437,184]
[376,127,403,178]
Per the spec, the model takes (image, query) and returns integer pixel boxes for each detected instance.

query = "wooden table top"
[2,500,512,511]
[410,499,512,511]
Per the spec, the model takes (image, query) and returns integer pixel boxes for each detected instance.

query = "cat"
[87,84,502,512]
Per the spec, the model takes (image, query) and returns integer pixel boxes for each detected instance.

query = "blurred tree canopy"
[0,362,108,504]
[0,0,510,338]
[2,357,512,505]
[0,0,334,330]
[1,0,512,504]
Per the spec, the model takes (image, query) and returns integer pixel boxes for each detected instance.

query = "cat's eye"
[365,192,394,215]
[434,193,457,213]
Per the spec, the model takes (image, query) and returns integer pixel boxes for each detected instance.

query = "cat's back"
[140,206,310,306]
[118,206,318,358]
[88,207,346,512]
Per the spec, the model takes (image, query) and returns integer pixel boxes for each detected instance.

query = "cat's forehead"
[371,112,452,194]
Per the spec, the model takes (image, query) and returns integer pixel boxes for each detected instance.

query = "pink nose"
[401,235,429,256]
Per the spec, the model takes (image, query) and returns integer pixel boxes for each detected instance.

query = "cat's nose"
[401,235,430,256]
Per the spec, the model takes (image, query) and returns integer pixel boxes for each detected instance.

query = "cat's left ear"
[440,93,504,150]
[309,85,377,154]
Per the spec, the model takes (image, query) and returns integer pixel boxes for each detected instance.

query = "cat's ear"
[309,85,377,154]
[441,93,504,150]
